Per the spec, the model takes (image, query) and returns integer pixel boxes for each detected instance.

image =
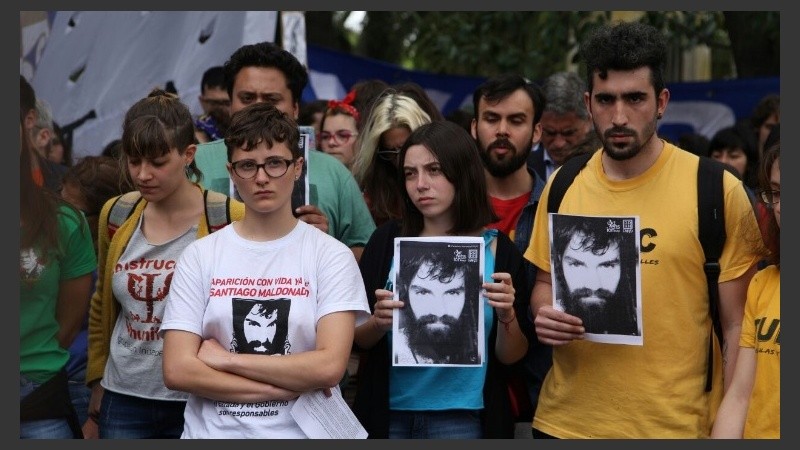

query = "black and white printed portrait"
[231,298,291,355]
[550,214,641,339]
[292,127,311,214]
[394,240,482,366]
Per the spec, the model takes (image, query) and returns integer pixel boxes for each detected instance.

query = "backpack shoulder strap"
[547,152,593,213]
[697,156,727,265]
[697,156,726,332]
[697,156,726,392]
[204,189,234,233]
[106,191,143,239]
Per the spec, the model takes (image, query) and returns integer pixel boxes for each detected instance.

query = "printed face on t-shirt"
[243,304,278,353]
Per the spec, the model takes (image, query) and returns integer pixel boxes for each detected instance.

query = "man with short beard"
[525,21,763,438]
[471,73,550,431]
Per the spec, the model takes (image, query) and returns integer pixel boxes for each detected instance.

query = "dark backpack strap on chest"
[549,153,727,393]
[697,156,726,392]
[547,152,593,214]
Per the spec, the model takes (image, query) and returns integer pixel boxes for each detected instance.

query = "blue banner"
[304,43,779,141]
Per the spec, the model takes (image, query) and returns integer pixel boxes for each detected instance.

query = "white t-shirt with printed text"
[161,220,370,438]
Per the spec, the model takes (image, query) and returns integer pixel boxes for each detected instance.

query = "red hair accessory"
[327,89,359,121]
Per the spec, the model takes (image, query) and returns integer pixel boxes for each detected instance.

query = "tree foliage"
[402,12,605,79]
[306,11,779,81]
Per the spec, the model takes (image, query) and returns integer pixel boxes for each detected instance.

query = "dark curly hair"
[61,156,133,253]
[580,21,668,95]
[223,42,308,105]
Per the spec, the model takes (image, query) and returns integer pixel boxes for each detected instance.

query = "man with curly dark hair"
[524,21,764,438]
[192,42,375,262]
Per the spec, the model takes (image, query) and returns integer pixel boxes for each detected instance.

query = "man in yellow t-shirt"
[525,21,764,438]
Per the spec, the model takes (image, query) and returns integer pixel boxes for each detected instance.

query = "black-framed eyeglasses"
[318,130,357,144]
[230,158,295,179]
[377,146,401,162]
[759,189,780,205]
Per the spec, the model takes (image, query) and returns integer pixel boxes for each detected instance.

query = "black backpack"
[547,151,727,392]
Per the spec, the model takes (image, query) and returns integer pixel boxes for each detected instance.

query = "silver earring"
[185,164,192,178]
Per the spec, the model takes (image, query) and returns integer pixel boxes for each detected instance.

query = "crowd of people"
[20,20,779,439]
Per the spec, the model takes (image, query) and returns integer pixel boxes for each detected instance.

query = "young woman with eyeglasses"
[161,102,370,438]
[319,90,360,170]
[712,143,780,439]
[353,91,434,226]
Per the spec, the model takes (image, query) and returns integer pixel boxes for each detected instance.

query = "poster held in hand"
[391,236,485,366]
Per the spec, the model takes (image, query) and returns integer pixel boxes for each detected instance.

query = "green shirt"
[20,204,96,382]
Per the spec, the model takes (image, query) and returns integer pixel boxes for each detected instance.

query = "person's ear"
[584,91,592,120]
[183,143,197,165]
[656,88,670,120]
[532,122,543,147]
[291,102,300,120]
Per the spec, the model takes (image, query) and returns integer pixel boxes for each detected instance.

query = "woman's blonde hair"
[352,91,432,183]
[352,91,432,223]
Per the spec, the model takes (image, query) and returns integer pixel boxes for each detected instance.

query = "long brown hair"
[20,134,70,263]
[61,156,133,253]
[399,121,498,237]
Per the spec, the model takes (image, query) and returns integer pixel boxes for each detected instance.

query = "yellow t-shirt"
[741,265,780,438]
[524,142,763,438]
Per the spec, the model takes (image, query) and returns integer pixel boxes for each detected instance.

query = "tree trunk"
[356,12,405,64]
[304,11,350,52]
[723,12,780,78]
